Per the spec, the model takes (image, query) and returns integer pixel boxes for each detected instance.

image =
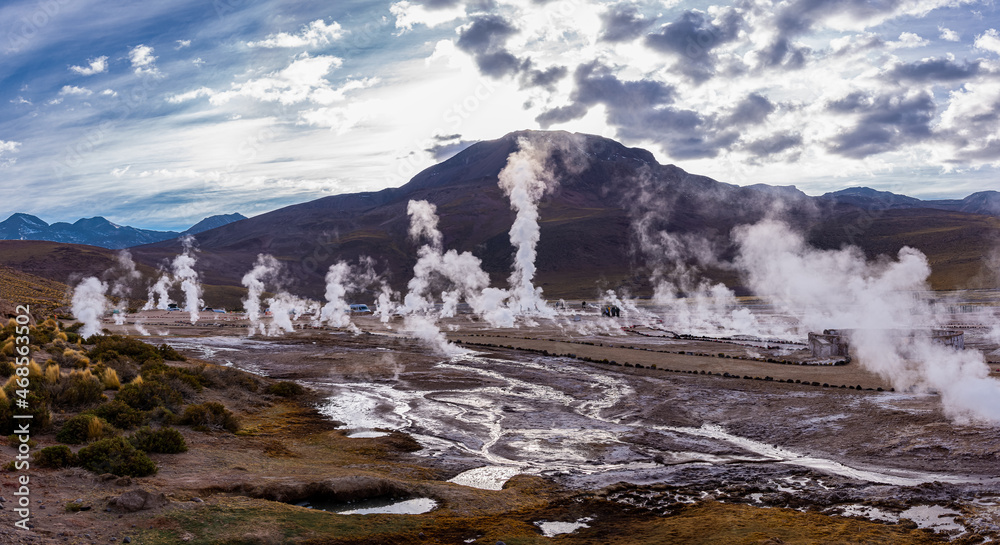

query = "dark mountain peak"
[73,216,118,229]
[403,130,659,194]
[182,213,248,236]
[4,213,48,227]
[0,213,50,240]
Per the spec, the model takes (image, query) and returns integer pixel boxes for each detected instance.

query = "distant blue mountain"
[0,213,247,249]
[821,188,1000,216]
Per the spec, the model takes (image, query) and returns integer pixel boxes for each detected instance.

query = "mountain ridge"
[0,213,247,249]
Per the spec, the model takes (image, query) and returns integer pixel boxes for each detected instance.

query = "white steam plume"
[267,293,317,335]
[319,261,353,328]
[143,272,172,310]
[241,254,281,336]
[736,219,1000,424]
[72,277,108,338]
[173,236,203,324]
[497,137,559,318]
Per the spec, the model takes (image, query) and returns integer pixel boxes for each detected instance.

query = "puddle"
[833,504,898,523]
[901,504,964,534]
[831,504,966,535]
[339,498,437,515]
[449,466,524,490]
[535,518,592,537]
[298,497,437,515]
[346,430,389,438]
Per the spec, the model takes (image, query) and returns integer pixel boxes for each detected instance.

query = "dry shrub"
[49,369,104,409]
[44,364,60,385]
[27,360,42,380]
[56,414,117,444]
[180,402,240,433]
[101,368,120,390]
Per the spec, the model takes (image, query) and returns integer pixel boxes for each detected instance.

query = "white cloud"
[46,98,64,105]
[246,19,343,48]
[100,89,117,97]
[888,32,928,49]
[129,44,161,76]
[391,1,467,31]
[209,54,345,106]
[60,85,93,96]
[10,96,32,105]
[0,140,21,167]
[111,165,131,177]
[974,28,1000,56]
[69,56,109,76]
[298,99,383,134]
[192,58,205,66]
[166,87,214,104]
[938,26,960,42]
[175,40,192,49]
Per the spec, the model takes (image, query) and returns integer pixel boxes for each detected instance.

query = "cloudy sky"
[1,0,998,230]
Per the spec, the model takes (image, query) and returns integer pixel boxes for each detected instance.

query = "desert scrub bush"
[128,426,187,453]
[157,344,185,361]
[180,402,240,433]
[98,351,139,382]
[7,432,36,448]
[76,437,156,477]
[44,363,60,384]
[27,359,43,380]
[88,336,162,366]
[34,445,75,469]
[58,348,90,369]
[114,380,183,412]
[91,400,146,430]
[2,376,51,433]
[48,369,104,409]
[140,361,207,393]
[56,414,117,444]
[202,366,260,392]
[0,360,13,377]
[99,367,120,390]
[266,381,304,398]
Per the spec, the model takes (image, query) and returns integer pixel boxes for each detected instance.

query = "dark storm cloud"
[723,93,775,126]
[756,37,810,69]
[456,14,521,77]
[571,61,675,107]
[456,14,565,86]
[425,134,477,160]
[644,8,743,82]
[535,61,744,159]
[518,62,568,91]
[600,4,655,43]
[887,58,981,82]
[826,91,936,158]
[535,103,589,126]
[420,0,462,8]
[743,131,803,157]
[456,14,516,52]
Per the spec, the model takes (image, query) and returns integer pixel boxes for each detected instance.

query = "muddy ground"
[2,312,999,544]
